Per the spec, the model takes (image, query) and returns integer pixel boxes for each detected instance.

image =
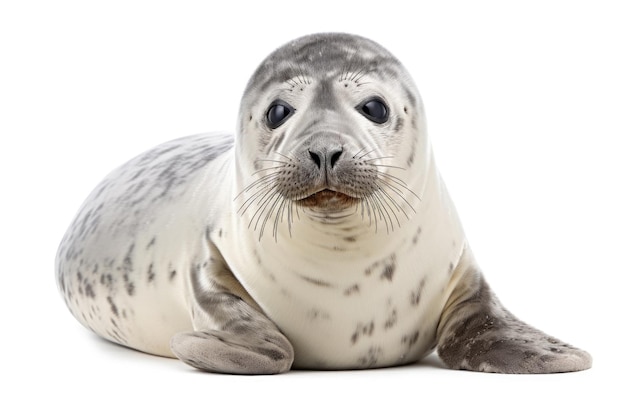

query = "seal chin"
[297,189,359,210]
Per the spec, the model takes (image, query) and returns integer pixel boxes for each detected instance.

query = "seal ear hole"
[404,106,408,114]
[357,97,389,124]
[266,100,295,129]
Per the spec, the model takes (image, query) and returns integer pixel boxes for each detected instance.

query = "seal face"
[235,34,424,241]
[56,33,592,374]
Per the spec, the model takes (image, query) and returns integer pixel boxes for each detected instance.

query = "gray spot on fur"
[412,226,422,245]
[100,273,113,289]
[107,296,119,318]
[364,254,396,282]
[351,321,375,345]
[147,263,155,283]
[300,275,334,288]
[343,284,360,296]
[358,346,382,368]
[312,80,339,111]
[381,262,395,282]
[394,116,404,132]
[307,309,331,320]
[410,278,426,306]
[123,244,134,273]
[84,282,95,299]
[401,331,420,348]
[384,309,398,330]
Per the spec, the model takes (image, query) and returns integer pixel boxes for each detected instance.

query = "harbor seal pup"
[56,33,592,374]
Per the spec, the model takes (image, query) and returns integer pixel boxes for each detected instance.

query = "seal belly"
[269,257,453,370]
[285,301,442,370]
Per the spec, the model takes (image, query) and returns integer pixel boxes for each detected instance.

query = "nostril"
[329,149,343,168]
[309,150,321,169]
[308,147,343,171]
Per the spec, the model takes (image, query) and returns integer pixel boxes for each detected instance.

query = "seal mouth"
[297,189,359,209]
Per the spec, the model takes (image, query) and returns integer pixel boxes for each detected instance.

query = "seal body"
[56,33,591,373]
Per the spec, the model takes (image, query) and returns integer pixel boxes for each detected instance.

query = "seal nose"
[308,147,343,171]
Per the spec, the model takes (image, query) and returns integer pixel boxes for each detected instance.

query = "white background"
[1,0,624,415]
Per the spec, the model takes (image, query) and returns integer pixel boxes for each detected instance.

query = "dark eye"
[358,98,389,123]
[266,100,294,129]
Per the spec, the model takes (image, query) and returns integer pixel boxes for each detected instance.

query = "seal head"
[235,34,425,238]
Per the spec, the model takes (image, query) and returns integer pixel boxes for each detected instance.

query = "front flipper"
[437,265,592,374]
[171,292,293,374]
[170,249,294,374]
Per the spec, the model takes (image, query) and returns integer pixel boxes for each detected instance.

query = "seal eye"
[266,100,294,129]
[359,98,389,124]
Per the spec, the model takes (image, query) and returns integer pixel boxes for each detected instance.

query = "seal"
[56,33,592,374]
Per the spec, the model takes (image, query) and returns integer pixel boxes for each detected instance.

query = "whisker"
[271,195,288,241]
[238,184,276,216]
[273,151,294,162]
[352,147,369,159]
[287,63,302,86]
[376,170,408,184]
[379,174,421,201]
[357,149,377,160]
[294,198,301,221]
[372,190,396,232]
[235,172,282,203]
[287,199,294,237]
[342,60,357,82]
[255,158,291,165]
[382,190,402,228]
[339,64,347,82]
[371,164,406,170]
[250,187,280,229]
[261,193,285,240]
[352,68,366,83]
[374,169,420,199]
[237,177,278,209]
[362,196,375,229]
[367,193,387,233]
[379,178,419,212]
[373,193,390,233]
[349,68,362,82]
[364,156,395,163]
[255,191,282,237]
[302,63,311,85]
[378,182,417,215]
[252,165,288,175]
[376,184,410,222]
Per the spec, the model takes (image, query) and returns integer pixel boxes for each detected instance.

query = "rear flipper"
[437,267,591,373]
